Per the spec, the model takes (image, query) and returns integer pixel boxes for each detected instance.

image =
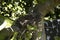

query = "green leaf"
[10,32,18,40]
[0,15,14,30]
[27,25,37,31]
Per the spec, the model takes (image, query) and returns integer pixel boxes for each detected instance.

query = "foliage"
[0,0,60,40]
[44,6,60,20]
[0,0,38,20]
[0,0,38,40]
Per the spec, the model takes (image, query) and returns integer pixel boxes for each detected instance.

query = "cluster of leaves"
[0,0,38,20]
[44,5,60,20]
[0,0,60,40]
[0,0,39,40]
[44,4,60,40]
